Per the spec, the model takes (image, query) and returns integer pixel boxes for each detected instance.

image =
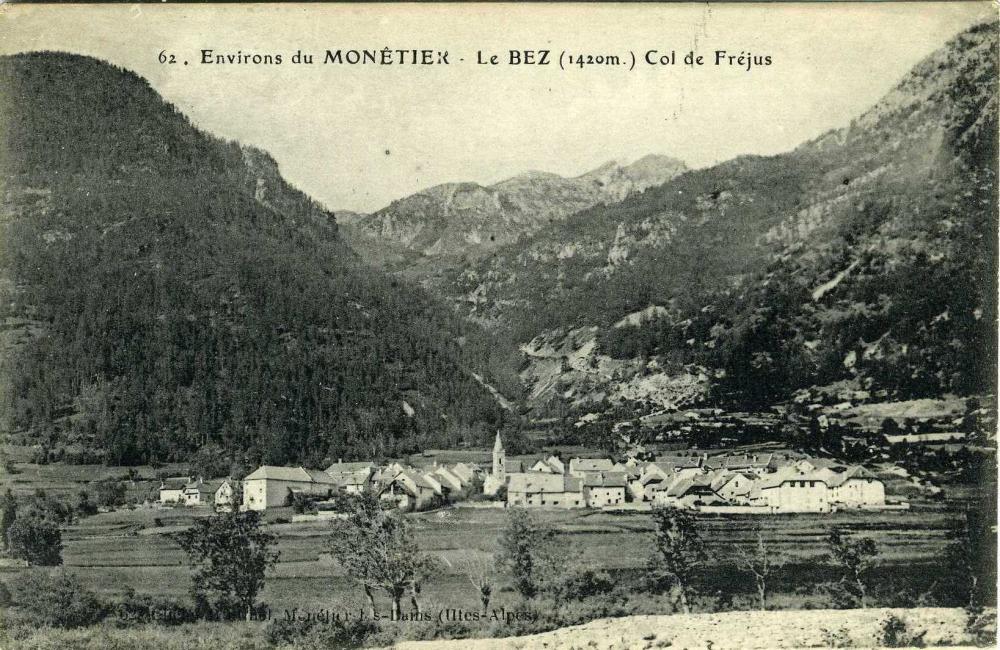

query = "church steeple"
[492,431,505,482]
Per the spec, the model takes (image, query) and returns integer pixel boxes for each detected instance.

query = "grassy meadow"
[0,495,968,614]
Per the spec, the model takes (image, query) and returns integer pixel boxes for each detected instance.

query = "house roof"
[758,468,829,490]
[704,454,774,470]
[195,480,225,495]
[379,476,418,498]
[507,460,525,473]
[450,463,475,482]
[583,472,628,489]
[244,466,338,485]
[432,468,463,491]
[654,455,702,468]
[826,465,881,487]
[403,470,436,491]
[244,466,313,482]
[215,480,240,492]
[304,469,340,485]
[796,457,847,471]
[531,456,564,474]
[324,461,375,474]
[569,458,614,473]
[665,474,716,498]
[331,470,371,486]
[160,477,191,490]
[508,471,582,495]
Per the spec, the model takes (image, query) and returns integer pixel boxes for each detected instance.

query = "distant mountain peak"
[342,155,688,262]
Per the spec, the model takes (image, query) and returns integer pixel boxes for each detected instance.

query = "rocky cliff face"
[341,156,687,263]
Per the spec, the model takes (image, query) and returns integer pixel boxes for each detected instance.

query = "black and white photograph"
[0,3,996,648]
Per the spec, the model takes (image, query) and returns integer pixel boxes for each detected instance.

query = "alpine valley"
[0,20,996,468]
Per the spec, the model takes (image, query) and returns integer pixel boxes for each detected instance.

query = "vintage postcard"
[0,3,996,649]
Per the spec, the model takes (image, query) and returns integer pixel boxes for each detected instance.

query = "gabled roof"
[195,480,225,495]
[796,457,847,471]
[654,455,702,468]
[333,470,372,486]
[826,465,881,487]
[450,463,475,482]
[404,470,436,491]
[508,471,581,495]
[583,471,628,489]
[530,456,564,474]
[380,477,418,498]
[569,458,614,473]
[304,469,340,485]
[244,466,313,482]
[432,468,463,491]
[324,461,375,474]
[758,467,830,490]
[666,474,716,498]
[160,477,192,490]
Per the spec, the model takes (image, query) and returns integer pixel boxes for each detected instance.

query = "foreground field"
[394,608,989,650]
[3,608,992,650]
[0,494,971,616]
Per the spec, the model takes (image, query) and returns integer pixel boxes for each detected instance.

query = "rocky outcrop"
[342,156,687,261]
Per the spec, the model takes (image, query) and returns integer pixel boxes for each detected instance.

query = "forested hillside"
[445,21,998,410]
[0,52,515,467]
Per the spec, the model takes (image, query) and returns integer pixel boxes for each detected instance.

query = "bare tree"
[733,525,775,610]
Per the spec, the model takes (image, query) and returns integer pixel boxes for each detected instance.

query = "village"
[158,432,903,515]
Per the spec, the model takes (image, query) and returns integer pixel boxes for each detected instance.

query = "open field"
[0,493,974,616]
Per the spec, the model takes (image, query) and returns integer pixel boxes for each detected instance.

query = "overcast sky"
[1,3,993,213]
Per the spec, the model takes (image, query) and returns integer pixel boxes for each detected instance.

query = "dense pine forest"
[0,53,517,467]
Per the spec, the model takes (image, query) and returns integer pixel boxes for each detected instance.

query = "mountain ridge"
[341,154,688,263]
[0,51,514,466]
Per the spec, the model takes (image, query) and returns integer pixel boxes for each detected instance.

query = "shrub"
[265,613,381,648]
[6,516,62,565]
[9,570,108,628]
[75,491,99,517]
[820,627,853,648]
[879,613,926,648]
[0,580,11,607]
[110,591,197,626]
[94,479,127,508]
[556,569,615,601]
[966,607,997,647]
[290,493,317,515]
